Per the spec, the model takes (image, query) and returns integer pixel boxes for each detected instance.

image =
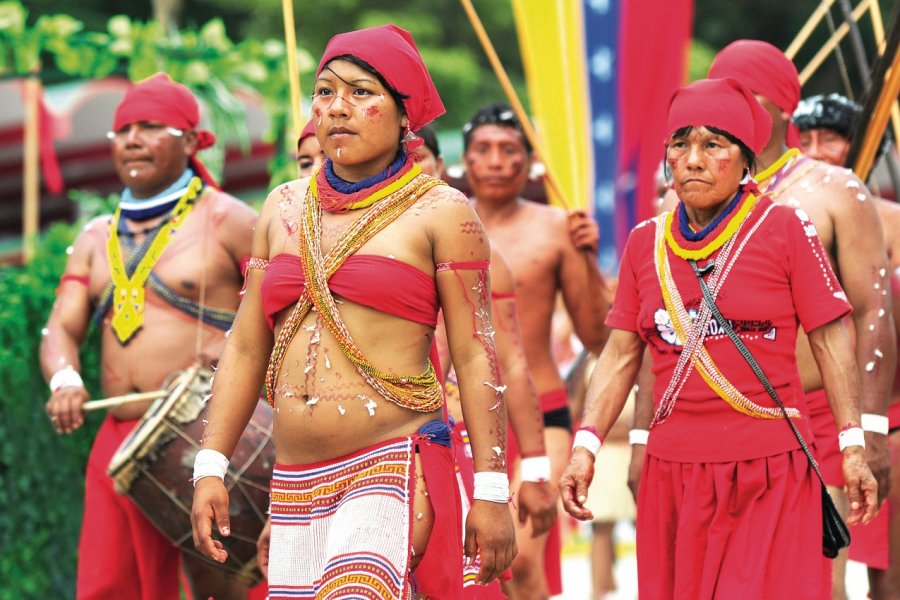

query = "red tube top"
[260,253,439,330]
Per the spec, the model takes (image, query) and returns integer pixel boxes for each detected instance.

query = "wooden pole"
[786,0,838,59]
[854,47,900,180]
[868,0,900,145]
[798,0,870,85]
[22,73,41,263]
[460,0,571,209]
[281,0,303,138]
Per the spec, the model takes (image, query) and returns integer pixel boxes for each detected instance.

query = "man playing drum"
[39,73,257,600]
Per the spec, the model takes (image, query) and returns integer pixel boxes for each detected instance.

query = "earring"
[403,126,419,144]
[739,168,756,186]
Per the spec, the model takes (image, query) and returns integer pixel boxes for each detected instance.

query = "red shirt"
[608,197,851,462]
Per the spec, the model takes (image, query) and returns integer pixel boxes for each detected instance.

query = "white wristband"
[192,448,229,486]
[861,413,889,435]
[628,429,650,445]
[572,428,602,457]
[49,367,84,392]
[473,471,510,503]
[838,427,866,451]
[520,456,552,483]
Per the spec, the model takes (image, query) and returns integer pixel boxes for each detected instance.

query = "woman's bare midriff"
[270,300,442,464]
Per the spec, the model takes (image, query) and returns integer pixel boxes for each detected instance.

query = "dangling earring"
[403,125,419,145]
[739,168,757,186]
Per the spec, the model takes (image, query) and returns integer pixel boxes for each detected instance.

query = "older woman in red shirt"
[560,77,877,598]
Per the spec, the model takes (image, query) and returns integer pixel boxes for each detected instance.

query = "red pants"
[77,415,180,600]
[637,450,823,599]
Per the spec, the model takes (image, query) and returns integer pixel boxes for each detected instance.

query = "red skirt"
[637,449,823,599]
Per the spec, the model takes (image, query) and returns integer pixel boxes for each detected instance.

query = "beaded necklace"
[313,153,420,213]
[756,148,818,202]
[265,172,446,410]
[652,197,801,425]
[106,176,202,343]
[664,187,758,261]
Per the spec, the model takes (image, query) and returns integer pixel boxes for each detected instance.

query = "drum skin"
[108,368,273,586]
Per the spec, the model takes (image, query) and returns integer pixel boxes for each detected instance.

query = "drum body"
[108,367,273,585]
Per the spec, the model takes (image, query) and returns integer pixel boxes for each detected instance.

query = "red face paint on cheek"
[364,106,379,117]
[314,108,322,118]
[716,158,732,173]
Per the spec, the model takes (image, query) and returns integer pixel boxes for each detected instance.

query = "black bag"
[689,260,851,558]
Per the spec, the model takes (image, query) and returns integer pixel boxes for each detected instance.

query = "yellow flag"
[512,0,593,210]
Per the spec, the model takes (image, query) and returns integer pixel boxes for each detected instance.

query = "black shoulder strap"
[688,259,828,487]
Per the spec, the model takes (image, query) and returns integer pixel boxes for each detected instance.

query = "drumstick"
[82,390,168,412]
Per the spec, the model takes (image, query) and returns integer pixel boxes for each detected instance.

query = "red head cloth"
[666,78,772,155]
[113,73,219,188]
[298,118,316,148]
[708,40,802,148]
[316,24,445,133]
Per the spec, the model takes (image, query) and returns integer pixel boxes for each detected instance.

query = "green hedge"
[0,223,103,599]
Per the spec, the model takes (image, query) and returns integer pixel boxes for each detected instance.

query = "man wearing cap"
[645,41,895,598]
[794,92,900,599]
[40,73,257,599]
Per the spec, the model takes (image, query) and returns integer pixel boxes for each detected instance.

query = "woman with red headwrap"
[559,77,877,598]
[191,25,515,599]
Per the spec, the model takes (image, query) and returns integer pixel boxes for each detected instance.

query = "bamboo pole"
[868,0,900,145]
[854,46,900,180]
[786,0,838,59]
[281,0,303,138]
[460,0,571,209]
[22,73,41,263]
[798,0,870,85]
[82,390,169,412]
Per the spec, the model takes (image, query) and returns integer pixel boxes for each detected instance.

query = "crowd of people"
[38,20,898,600]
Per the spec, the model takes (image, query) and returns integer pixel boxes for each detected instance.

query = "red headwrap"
[666,78,772,155]
[298,118,316,147]
[707,40,802,149]
[316,24,445,133]
[113,73,219,187]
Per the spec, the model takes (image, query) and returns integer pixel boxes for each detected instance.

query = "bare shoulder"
[209,189,258,229]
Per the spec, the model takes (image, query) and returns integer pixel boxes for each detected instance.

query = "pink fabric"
[607,197,850,462]
[637,450,823,599]
[77,415,180,600]
[708,40,803,149]
[806,388,844,487]
[666,78,772,154]
[113,73,218,187]
[538,388,569,414]
[260,253,438,330]
[413,435,465,599]
[317,25,445,132]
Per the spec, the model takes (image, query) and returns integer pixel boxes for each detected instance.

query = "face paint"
[364,106,379,117]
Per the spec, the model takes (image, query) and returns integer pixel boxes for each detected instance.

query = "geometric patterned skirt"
[268,436,416,599]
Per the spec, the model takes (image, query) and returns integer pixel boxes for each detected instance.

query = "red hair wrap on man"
[667,77,773,156]
[707,40,802,149]
[316,24,445,137]
[113,73,219,188]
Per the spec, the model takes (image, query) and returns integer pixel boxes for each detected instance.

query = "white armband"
[192,448,229,486]
[473,471,510,503]
[49,367,84,392]
[572,427,602,457]
[861,413,889,435]
[520,456,552,483]
[628,429,650,445]
[838,427,866,451]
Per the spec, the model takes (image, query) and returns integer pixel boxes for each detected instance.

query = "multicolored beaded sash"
[265,173,446,410]
[652,195,801,425]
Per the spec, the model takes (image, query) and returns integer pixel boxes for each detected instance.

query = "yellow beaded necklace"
[106,177,202,343]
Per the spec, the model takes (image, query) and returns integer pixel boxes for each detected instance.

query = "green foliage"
[0,223,103,599]
[688,38,718,83]
[1,1,315,186]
